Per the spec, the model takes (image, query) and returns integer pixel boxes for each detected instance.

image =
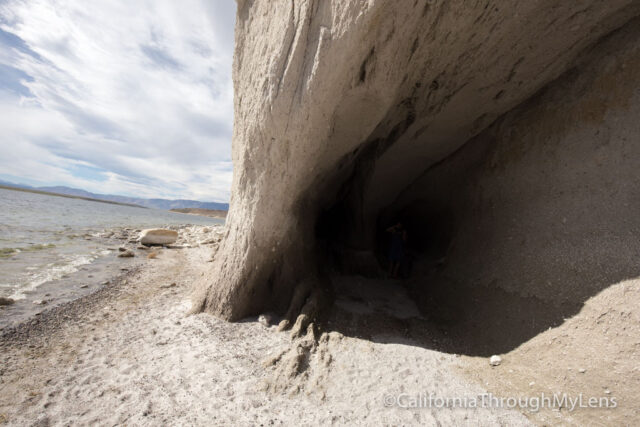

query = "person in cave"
[386,221,407,279]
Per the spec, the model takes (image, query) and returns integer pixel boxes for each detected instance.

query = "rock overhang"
[196,0,640,321]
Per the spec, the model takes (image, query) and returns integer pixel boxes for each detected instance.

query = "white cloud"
[0,0,235,202]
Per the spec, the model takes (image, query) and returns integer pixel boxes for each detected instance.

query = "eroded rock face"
[194,0,640,320]
[392,20,640,309]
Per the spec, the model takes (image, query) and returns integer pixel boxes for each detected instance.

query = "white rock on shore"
[489,355,502,366]
[139,229,178,245]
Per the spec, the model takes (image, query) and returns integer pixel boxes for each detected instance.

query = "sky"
[0,0,236,202]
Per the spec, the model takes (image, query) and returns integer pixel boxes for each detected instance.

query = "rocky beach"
[1,221,638,425]
[0,224,532,425]
[0,223,224,330]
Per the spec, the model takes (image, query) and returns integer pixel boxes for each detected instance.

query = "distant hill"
[170,208,227,219]
[0,180,229,211]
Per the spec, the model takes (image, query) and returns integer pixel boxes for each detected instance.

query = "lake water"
[0,188,222,301]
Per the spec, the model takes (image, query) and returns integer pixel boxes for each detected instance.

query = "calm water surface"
[0,188,222,299]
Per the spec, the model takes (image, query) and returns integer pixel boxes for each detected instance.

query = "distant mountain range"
[0,180,229,211]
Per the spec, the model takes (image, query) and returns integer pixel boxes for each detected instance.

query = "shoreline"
[0,251,143,330]
[0,224,224,330]
[0,265,141,343]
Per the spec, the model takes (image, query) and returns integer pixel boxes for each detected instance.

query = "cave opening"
[312,135,579,357]
[375,199,456,280]
[305,17,640,353]
[315,193,456,278]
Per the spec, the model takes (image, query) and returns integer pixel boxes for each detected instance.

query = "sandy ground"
[0,244,534,426]
[2,224,637,426]
[457,278,640,426]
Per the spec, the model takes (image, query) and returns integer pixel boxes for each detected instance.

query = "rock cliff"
[193,0,640,323]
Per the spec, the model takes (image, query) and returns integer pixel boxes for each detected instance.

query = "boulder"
[139,229,178,245]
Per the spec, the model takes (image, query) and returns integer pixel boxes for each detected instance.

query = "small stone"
[33,299,47,305]
[118,247,127,252]
[578,368,586,373]
[276,319,290,332]
[80,284,89,289]
[258,314,272,327]
[529,381,535,387]
[0,297,15,306]
[489,355,502,366]
[117,249,135,258]
[160,282,176,289]
[604,389,611,394]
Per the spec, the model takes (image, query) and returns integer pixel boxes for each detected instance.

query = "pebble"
[489,355,502,366]
[258,314,273,327]
[117,249,135,258]
[160,283,177,289]
[578,368,586,373]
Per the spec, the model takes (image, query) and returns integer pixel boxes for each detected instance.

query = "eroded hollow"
[310,18,640,355]
[314,143,584,356]
[314,147,578,356]
[376,198,455,278]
